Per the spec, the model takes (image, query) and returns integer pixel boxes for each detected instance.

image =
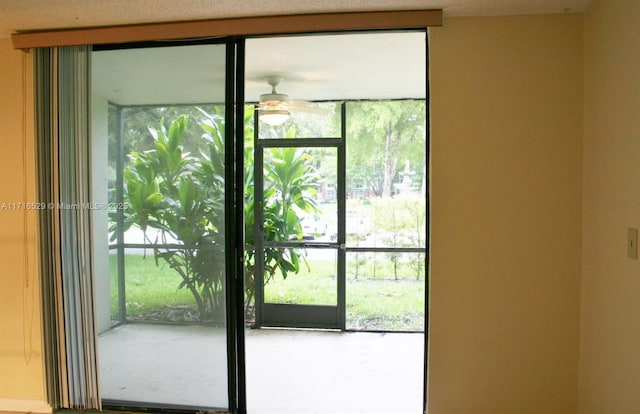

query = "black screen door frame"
[253,106,347,330]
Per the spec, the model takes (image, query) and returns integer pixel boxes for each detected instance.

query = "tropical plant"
[118,107,321,322]
[117,114,226,322]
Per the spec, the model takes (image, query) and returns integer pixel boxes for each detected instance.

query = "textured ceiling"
[0,0,594,38]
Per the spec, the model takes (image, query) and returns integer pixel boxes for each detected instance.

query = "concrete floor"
[98,324,424,414]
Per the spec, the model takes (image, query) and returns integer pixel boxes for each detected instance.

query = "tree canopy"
[346,100,426,197]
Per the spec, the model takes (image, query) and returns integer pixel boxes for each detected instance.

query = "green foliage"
[370,197,426,279]
[119,107,321,320]
[109,253,194,317]
[113,99,427,325]
[119,114,226,322]
[112,254,424,331]
[346,100,426,197]
[244,120,321,309]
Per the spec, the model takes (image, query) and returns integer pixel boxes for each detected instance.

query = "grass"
[111,253,425,331]
[109,253,195,317]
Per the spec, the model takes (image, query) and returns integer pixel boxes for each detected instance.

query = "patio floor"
[98,324,424,414]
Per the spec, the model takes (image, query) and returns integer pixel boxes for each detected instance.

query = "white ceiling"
[0,0,594,39]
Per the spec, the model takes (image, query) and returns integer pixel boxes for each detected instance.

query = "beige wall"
[579,0,640,412]
[0,39,46,408]
[428,14,583,414]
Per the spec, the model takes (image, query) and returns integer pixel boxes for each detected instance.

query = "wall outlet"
[628,228,638,260]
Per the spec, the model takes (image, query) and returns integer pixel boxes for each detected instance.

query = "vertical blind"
[34,45,101,410]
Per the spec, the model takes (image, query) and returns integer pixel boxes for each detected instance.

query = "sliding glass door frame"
[92,36,247,413]
[42,28,429,414]
[229,37,247,414]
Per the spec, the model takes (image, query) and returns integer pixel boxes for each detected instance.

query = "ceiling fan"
[256,76,330,125]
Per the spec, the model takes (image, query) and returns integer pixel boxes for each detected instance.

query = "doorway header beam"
[12,9,442,50]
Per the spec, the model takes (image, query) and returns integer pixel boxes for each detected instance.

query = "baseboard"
[0,398,52,414]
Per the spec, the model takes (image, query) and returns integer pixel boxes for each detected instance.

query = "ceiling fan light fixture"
[260,109,290,126]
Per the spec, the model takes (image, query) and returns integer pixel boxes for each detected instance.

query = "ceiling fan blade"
[256,101,331,115]
[291,106,332,115]
[288,100,332,115]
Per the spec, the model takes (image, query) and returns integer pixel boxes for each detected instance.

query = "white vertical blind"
[34,45,101,410]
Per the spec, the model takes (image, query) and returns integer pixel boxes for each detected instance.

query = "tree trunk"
[382,126,398,197]
[421,146,427,197]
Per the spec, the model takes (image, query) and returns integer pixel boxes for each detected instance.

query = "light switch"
[628,228,638,260]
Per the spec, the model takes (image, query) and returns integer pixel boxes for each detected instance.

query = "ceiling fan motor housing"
[259,92,290,104]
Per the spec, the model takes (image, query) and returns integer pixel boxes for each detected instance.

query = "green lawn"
[109,253,196,317]
[110,253,425,331]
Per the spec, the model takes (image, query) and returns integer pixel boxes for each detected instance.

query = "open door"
[253,124,346,329]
